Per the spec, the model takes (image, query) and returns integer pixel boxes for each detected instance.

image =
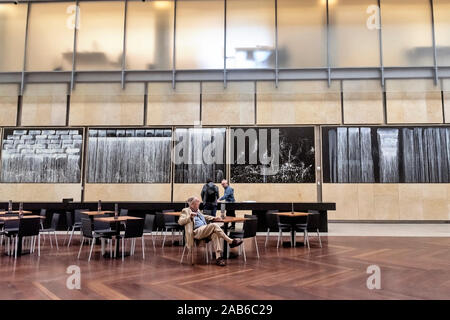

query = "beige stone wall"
[256,81,342,125]
[233,183,317,202]
[385,79,443,124]
[0,84,19,126]
[0,184,81,202]
[84,184,171,202]
[323,184,450,221]
[147,82,200,126]
[22,83,67,126]
[343,80,384,124]
[69,83,145,126]
[202,82,255,125]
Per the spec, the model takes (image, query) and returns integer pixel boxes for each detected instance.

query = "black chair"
[68,209,89,247]
[305,210,322,248]
[264,210,292,248]
[118,219,145,261]
[2,217,19,256]
[77,218,113,261]
[143,214,156,250]
[10,218,41,258]
[64,212,73,245]
[40,213,60,249]
[93,213,117,237]
[156,212,182,248]
[39,209,47,230]
[279,214,308,248]
[229,216,259,262]
[120,209,128,216]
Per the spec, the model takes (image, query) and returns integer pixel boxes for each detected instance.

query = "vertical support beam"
[170,126,176,202]
[430,0,439,85]
[20,1,31,96]
[121,0,128,89]
[326,0,331,87]
[274,0,279,88]
[81,126,89,203]
[315,125,322,203]
[172,0,177,89]
[70,0,80,93]
[377,0,385,88]
[223,0,227,88]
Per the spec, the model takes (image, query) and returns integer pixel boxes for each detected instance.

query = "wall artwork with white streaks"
[230,127,315,183]
[87,129,172,183]
[1,128,82,183]
[322,126,450,183]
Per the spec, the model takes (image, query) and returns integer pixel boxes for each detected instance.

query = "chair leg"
[77,237,84,259]
[68,226,75,247]
[162,229,167,248]
[317,229,322,248]
[254,237,260,259]
[305,231,310,250]
[14,235,18,259]
[242,241,247,262]
[205,244,208,264]
[151,233,156,250]
[38,234,40,257]
[122,237,125,261]
[141,237,145,260]
[265,228,269,247]
[277,229,281,248]
[180,246,186,263]
[54,231,59,250]
[49,232,53,248]
[88,237,95,261]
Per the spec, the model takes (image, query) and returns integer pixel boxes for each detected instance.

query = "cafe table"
[216,216,247,259]
[274,212,309,247]
[94,216,143,259]
[0,215,45,256]
[0,210,33,215]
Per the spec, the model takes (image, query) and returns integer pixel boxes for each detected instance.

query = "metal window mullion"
[172,0,177,89]
[274,0,279,87]
[378,0,385,88]
[223,0,227,88]
[430,0,439,85]
[326,0,331,87]
[71,0,80,92]
[20,1,31,96]
[121,0,128,89]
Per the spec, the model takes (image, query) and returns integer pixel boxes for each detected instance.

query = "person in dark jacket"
[201,179,219,216]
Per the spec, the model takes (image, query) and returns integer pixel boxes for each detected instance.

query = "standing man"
[201,179,219,216]
[219,179,235,202]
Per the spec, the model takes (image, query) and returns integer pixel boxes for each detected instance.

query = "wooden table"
[274,212,309,247]
[0,215,44,256]
[94,216,143,258]
[80,211,114,216]
[163,211,182,217]
[0,211,33,215]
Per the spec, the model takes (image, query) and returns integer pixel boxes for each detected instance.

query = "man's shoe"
[216,257,226,266]
[229,239,243,248]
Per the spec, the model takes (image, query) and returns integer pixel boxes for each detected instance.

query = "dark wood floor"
[0,233,449,300]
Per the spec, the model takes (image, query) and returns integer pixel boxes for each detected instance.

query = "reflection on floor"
[0,233,448,300]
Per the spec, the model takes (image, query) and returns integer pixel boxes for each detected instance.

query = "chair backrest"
[243,218,258,239]
[279,214,307,225]
[144,214,155,231]
[81,218,94,238]
[307,211,321,231]
[66,212,73,227]
[163,213,176,224]
[244,214,257,219]
[93,215,111,231]
[40,209,47,217]
[51,213,60,229]
[74,209,89,223]
[120,209,128,216]
[124,219,144,238]
[19,218,40,237]
[4,217,19,230]
[154,212,165,229]
[265,211,280,229]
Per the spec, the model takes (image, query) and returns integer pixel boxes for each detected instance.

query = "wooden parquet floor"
[0,234,449,300]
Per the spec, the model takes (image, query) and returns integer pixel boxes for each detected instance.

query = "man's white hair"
[187,196,200,204]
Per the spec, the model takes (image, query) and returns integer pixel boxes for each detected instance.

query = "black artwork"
[322,126,450,183]
[230,127,315,183]
[1,128,82,183]
[87,129,172,183]
[174,128,226,183]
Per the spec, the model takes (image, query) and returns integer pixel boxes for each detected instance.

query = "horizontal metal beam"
[1,67,449,85]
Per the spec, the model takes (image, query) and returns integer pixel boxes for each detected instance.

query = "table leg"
[222,222,229,259]
[291,225,295,248]
[17,235,23,256]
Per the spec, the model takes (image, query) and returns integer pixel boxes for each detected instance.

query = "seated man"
[179,196,242,266]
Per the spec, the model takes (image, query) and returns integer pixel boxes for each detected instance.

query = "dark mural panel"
[87,129,172,183]
[323,126,450,183]
[174,128,226,183]
[230,127,315,183]
[1,128,82,183]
